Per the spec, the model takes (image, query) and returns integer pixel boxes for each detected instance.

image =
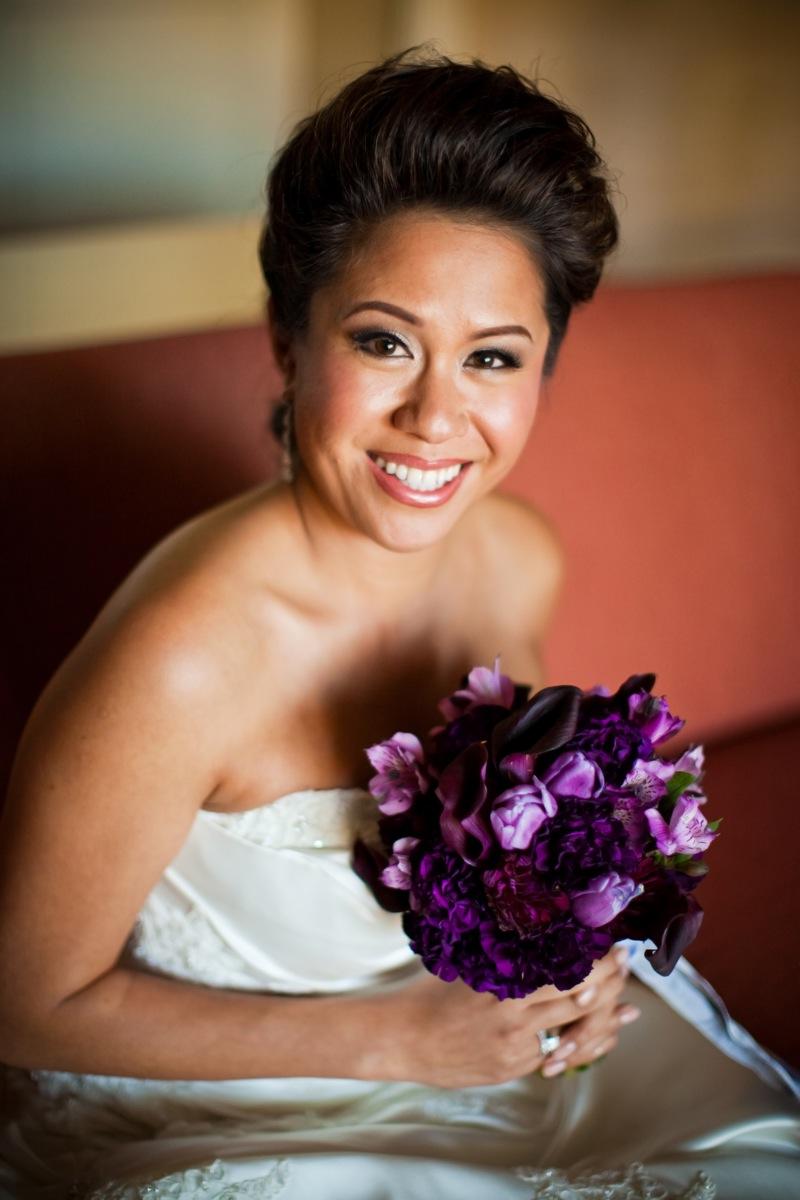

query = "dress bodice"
[125,787,419,995]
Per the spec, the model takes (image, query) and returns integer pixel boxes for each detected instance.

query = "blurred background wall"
[2,0,799,349]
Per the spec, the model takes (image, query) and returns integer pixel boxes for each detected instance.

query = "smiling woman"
[0,45,797,1200]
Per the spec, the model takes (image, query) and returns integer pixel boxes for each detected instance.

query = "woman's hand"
[378,946,639,1089]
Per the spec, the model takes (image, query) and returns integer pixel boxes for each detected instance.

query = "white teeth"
[372,454,465,492]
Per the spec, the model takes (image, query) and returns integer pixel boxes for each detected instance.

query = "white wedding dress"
[1,785,798,1199]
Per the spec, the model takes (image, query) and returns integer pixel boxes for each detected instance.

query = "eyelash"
[350,328,522,370]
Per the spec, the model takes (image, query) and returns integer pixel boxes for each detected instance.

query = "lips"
[366,452,471,508]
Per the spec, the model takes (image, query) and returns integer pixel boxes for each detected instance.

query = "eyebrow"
[343,300,533,342]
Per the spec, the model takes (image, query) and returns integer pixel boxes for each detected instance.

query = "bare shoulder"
[473,490,565,636]
[23,486,281,789]
[452,492,565,689]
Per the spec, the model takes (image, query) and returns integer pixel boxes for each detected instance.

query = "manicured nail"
[592,1044,608,1058]
[542,1059,567,1077]
[576,986,597,1008]
[619,1006,641,1025]
[551,1040,578,1062]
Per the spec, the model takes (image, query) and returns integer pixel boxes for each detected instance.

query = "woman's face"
[281,210,551,553]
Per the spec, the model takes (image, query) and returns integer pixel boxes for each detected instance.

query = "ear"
[266,295,296,385]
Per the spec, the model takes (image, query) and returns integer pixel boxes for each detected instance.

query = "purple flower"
[541,750,605,799]
[366,732,428,815]
[645,794,717,856]
[436,742,494,866]
[490,779,557,850]
[482,854,568,935]
[380,836,420,889]
[438,655,515,722]
[627,691,685,746]
[531,797,638,887]
[571,872,642,929]
[499,752,537,784]
[674,744,705,780]
[567,713,652,785]
[622,757,676,805]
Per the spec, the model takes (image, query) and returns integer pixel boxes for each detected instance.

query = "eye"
[350,328,411,359]
[467,348,522,370]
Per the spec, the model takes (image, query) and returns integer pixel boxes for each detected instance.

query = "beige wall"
[2,0,798,349]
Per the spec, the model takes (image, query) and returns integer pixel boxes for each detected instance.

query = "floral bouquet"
[352,660,719,998]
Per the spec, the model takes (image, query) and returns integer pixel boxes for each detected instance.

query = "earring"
[280,389,295,484]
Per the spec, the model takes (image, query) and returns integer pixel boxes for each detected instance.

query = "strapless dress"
[1,786,797,1199]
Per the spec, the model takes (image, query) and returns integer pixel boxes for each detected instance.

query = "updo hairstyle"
[260,45,618,453]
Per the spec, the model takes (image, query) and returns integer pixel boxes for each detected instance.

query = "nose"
[391,365,470,444]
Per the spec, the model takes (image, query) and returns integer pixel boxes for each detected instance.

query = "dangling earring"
[280,389,295,484]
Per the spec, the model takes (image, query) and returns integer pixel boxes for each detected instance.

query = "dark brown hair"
[260,46,618,442]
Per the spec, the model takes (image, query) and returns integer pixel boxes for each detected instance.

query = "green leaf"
[707,818,723,833]
[665,771,696,805]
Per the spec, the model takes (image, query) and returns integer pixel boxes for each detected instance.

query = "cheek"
[299,354,393,449]
[482,379,541,448]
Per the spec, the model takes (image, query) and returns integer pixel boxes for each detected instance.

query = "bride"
[0,47,797,1200]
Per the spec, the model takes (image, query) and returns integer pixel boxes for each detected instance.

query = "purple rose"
[490,779,557,850]
[571,872,642,929]
[483,854,568,936]
[627,691,684,746]
[366,731,428,815]
[438,655,516,722]
[380,836,420,889]
[645,794,717,856]
[541,750,605,800]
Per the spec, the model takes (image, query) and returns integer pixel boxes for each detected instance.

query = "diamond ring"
[536,1027,562,1058]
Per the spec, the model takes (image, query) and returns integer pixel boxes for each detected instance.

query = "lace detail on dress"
[516,1162,717,1200]
[200,787,378,850]
[83,1157,291,1199]
[125,887,260,990]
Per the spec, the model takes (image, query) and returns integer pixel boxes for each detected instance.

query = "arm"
[0,607,380,1082]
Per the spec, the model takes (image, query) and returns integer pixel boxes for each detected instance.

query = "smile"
[366,452,471,507]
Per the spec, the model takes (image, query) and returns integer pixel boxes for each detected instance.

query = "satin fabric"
[1,786,798,1199]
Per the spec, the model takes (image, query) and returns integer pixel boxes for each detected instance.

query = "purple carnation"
[531,798,639,887]
[566,714,653,785]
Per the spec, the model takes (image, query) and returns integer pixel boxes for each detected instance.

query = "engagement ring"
[536,1027,562,1058]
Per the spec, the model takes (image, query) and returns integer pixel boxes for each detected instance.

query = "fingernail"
[619,1006,641,1025]
[576,986,597,1008]
[615,946,630,966]
[551,1040,578,1062]
[542,1059,567,1077]
[592,1044,608,1058]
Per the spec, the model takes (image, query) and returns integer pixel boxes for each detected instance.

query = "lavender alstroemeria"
[366,732,428,815]
[673,745,706,801]
[381,836,420,889]
[490,779,557,851]
[438,655,515,722]
[571,872,642,929]
[645,793,716,856]
[627,691,684,745]
[541,750,605,800]
[623,757,676,805]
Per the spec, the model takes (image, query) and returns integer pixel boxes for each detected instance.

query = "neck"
[280,469,460,624]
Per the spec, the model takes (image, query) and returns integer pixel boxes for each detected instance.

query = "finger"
[542,1002,641,1074]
